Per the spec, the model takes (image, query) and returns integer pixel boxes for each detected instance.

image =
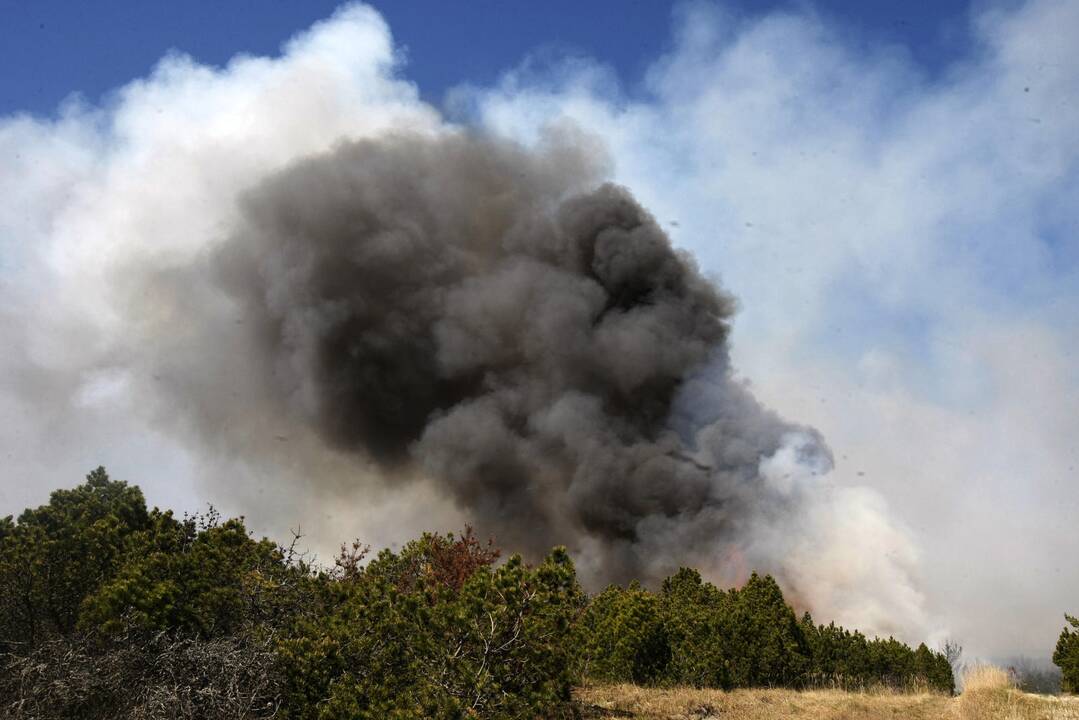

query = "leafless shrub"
[0,626,282,719]
[941,638,966,683]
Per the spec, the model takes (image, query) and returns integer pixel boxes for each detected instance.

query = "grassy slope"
[576,678,1079,719]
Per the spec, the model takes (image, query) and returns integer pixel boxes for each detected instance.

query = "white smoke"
[755,432,926,636]
[0,4,461,544]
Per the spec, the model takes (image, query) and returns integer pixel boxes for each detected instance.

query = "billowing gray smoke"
[194,130,827,582]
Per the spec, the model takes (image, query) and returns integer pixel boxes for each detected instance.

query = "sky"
[2,0,973,115]
[1,0,1077,663]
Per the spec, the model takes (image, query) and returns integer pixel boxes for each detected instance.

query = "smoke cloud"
[0,3,932,643]
[467,0,1079,658]
[131,128,847,587]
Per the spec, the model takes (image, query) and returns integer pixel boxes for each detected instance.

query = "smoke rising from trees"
[141,129,829,584]
[0,4,937,643]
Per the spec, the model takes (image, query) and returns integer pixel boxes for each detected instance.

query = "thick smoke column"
[0,5,937,640]
[200,130,828,582]
[16,0,1079,652]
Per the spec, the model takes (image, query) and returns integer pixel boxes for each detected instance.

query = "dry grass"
[964,665,1018,693]
[576,683,951,719]
[576,671,1079,720]
[957,664,1079,720]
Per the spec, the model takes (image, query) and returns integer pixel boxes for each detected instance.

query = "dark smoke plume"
[179,130,827,583]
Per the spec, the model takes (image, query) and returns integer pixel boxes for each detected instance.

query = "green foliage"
[576,583,670,684]
[660,568,732,688]
[1,467,961,718]
[801,616,872,684]
[0,467,151,649]
[278,539,581,719]
[724,573,810,687]
[577,568,953,694]
[578,571,814,688]
[1054,614,1079,693]
[800,617,953,693]
[915,642,955,694]
[79,512,295,637]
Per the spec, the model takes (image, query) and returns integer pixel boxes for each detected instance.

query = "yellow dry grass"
[575,668,1079,720]
[956,665,1079,720]
[576,683,951,720]
[964,665,1017,693]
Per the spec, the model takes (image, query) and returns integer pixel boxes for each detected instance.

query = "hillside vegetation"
[0,467,1032,719]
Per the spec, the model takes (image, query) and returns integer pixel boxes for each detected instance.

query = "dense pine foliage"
[1055,615,1079,693]
[1,469,954,718]
[575,568,953,693]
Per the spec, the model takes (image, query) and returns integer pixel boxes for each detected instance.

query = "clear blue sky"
[1,0,973,117]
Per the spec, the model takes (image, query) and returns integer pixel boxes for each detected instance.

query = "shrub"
[277,537,581,719]
[79,513,302,637]
[724,573,810,687]
[0,625,282,720]
[576,583,671,685]
[0,468,151,650]
[660,568,732,688]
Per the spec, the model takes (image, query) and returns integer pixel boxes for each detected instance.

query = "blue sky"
[2,0,973,117]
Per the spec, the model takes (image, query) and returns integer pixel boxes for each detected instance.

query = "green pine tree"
[1054,615,1079,693]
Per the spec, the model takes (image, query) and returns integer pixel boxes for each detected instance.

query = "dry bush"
[0,628,282,720]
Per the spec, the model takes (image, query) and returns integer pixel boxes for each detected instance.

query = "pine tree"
[1054,614,1079,693]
